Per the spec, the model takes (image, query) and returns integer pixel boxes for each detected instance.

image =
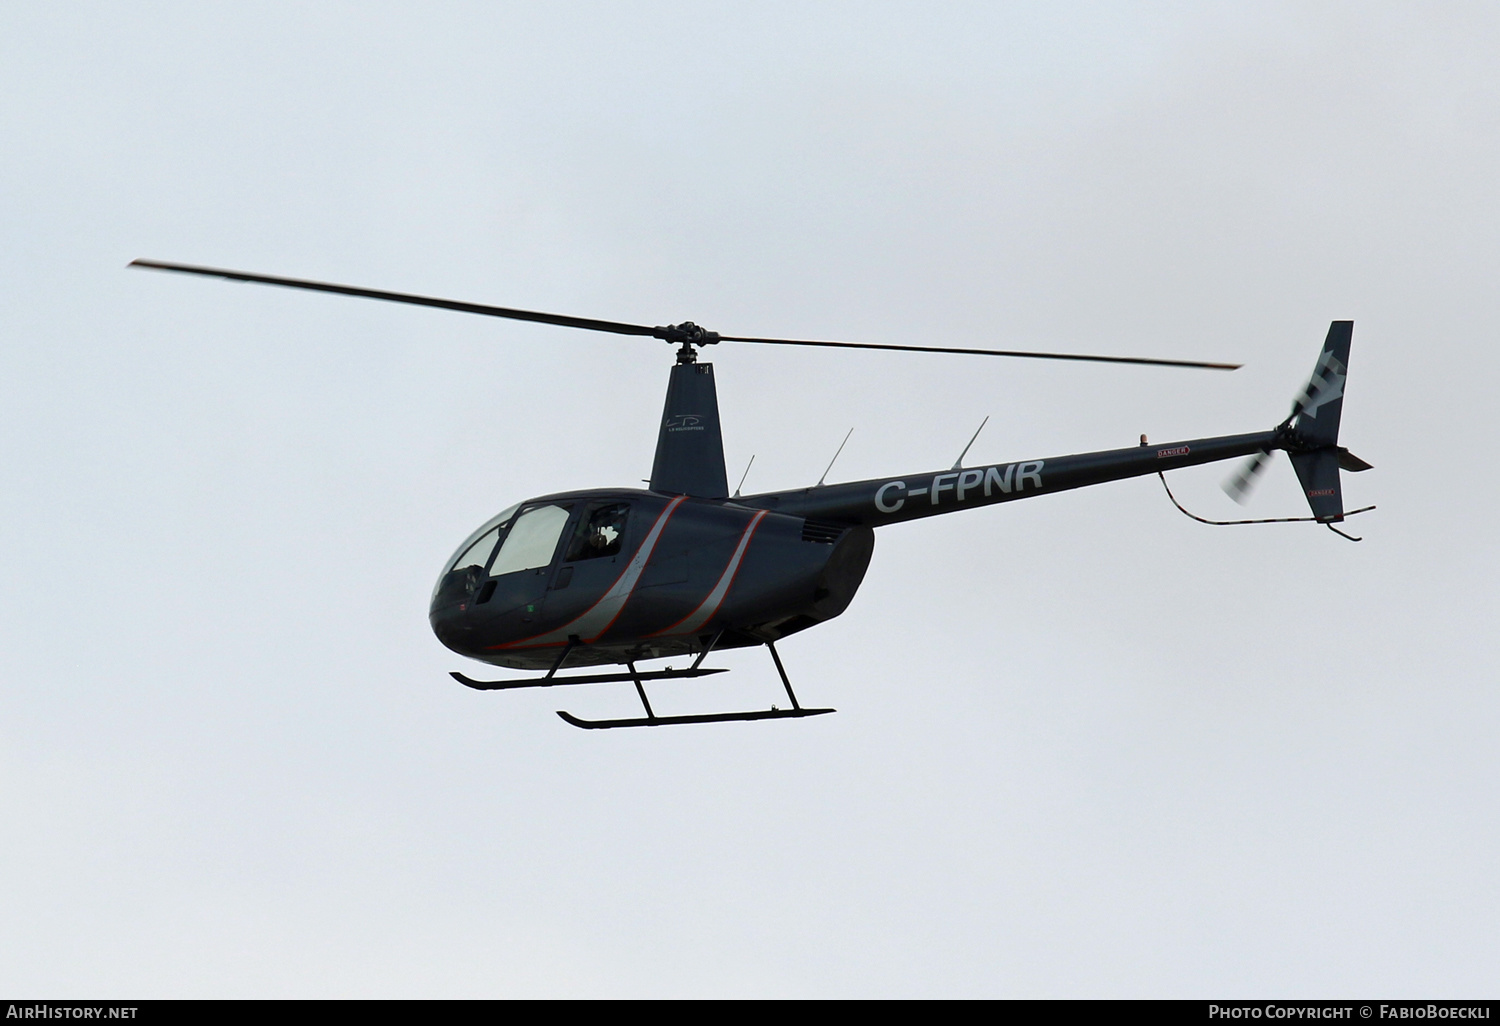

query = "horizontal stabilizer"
[1336,447,1373,472]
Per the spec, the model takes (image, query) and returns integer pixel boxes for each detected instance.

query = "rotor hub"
[654,321,720,363]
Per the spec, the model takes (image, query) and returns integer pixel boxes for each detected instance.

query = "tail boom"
[739,430,1281,527]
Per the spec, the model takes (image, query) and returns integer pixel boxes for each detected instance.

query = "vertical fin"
[649,362,729,498]
[1290,321,1355,522]
[1291,321,1352,445]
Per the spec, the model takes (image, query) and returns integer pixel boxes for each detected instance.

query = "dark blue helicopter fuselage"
[429,489,876,671]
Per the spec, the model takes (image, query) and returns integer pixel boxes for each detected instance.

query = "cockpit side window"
[489,503,572,576]
[564,502,630,562]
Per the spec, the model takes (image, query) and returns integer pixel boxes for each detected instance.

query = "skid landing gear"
[452,635,834,729]
[556,640,833,729]
[555,642,834,729]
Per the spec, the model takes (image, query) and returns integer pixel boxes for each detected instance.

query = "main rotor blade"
[130,260,1240,369]
[717,334,1240,370]
[128,260,660,338]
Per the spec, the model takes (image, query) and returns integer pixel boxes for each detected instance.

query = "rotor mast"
[649,323,730,498]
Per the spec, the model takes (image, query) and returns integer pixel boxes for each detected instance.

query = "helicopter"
[130,260,1373,729]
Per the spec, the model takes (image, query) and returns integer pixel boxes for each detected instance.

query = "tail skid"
[1161,472,1375,540]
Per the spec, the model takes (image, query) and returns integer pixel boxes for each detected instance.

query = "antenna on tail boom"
[951,416,990,471]
[816,429,854,488]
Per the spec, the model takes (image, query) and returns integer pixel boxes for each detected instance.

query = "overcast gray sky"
[2,2,1497,998]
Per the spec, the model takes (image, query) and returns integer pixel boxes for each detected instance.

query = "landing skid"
[453,634,834,729]
[557,707,834,729]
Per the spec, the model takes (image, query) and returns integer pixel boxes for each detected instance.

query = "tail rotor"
[1223,449,1274,504]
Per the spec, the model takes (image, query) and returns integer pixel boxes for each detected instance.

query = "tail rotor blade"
[1223,451,1272,504]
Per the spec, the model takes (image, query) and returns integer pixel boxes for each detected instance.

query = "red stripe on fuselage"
[491,495,686,650]
[645,509,767,638]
